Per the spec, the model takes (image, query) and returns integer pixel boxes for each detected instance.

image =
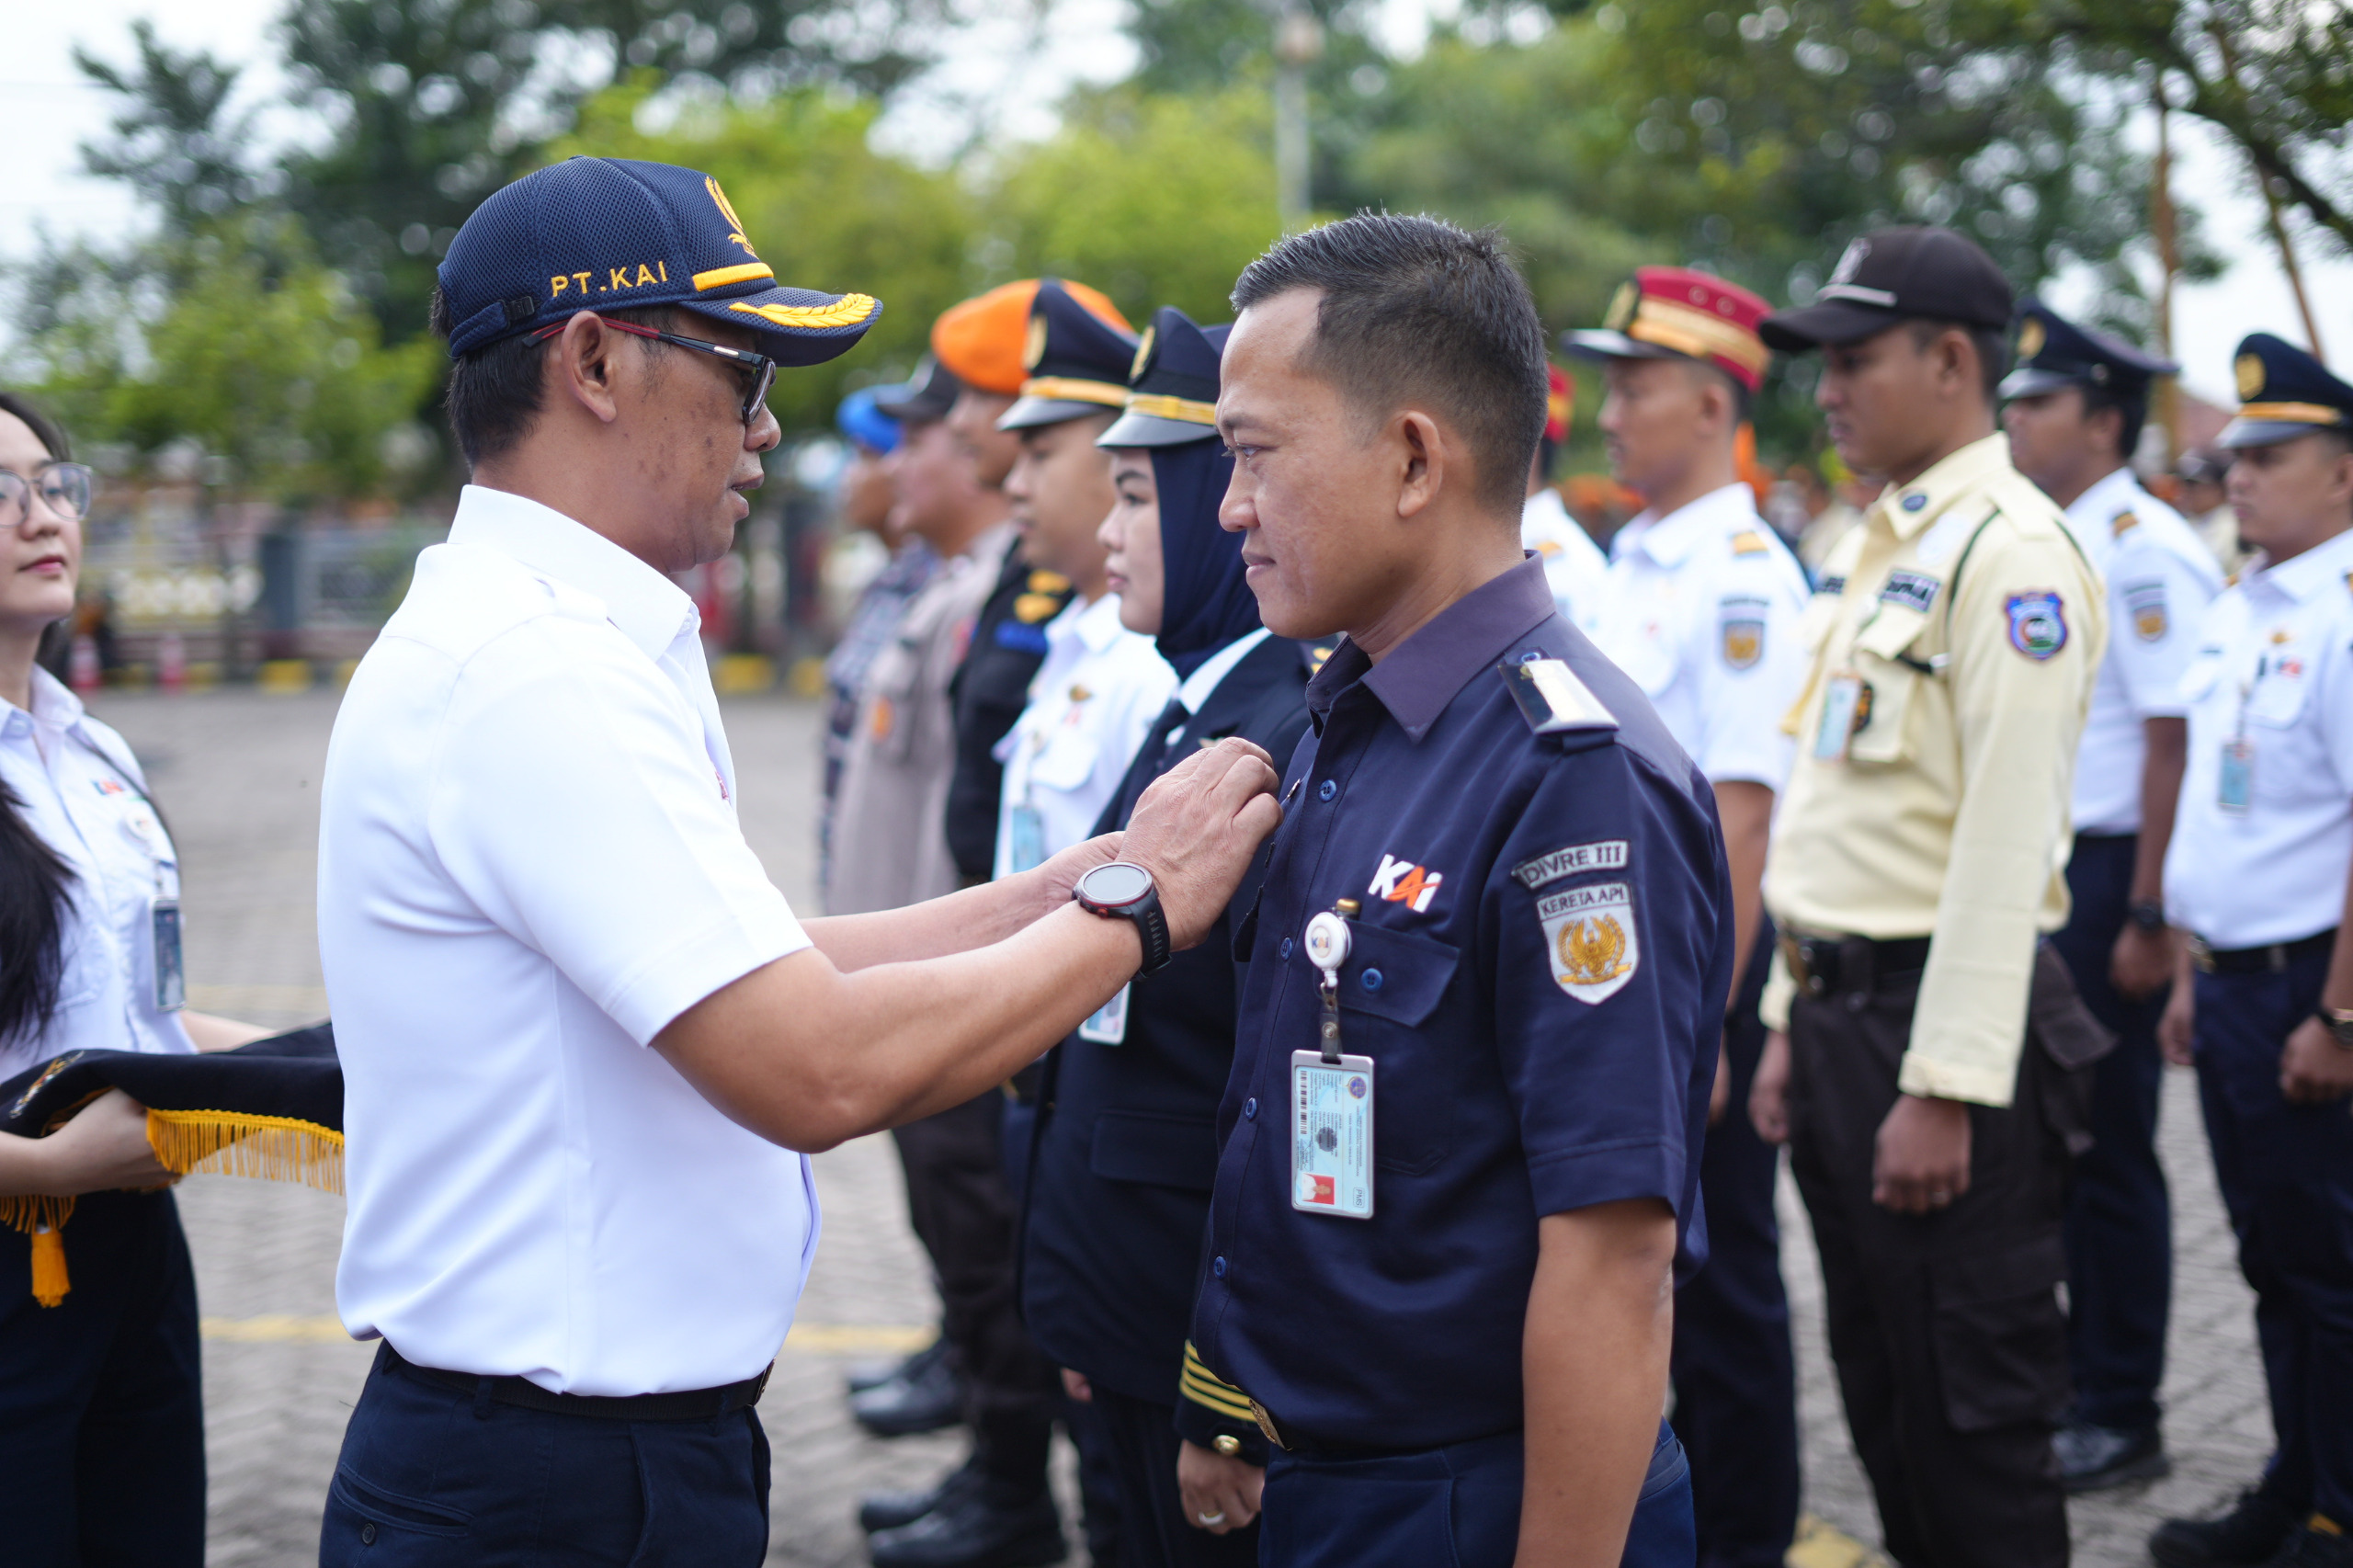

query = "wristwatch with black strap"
[2317,1006,2353,1052]
[2126,898,2167,933]
[1073,861,1174,976]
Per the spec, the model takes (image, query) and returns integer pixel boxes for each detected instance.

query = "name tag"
[1078,984,1130,1045]
[2218,739,2253,815]
[1290,1051,1374,1220]
[152,899,185,1012]
[1813,673,1866,760]
[1005,804,1046,874]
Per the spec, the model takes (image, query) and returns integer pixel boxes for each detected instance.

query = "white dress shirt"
[992,592,1177,878]
[1166,628,1274,749]
[2062,468,2223,835]
[0,670,194,1075]
[2165,526,2353,949]
[319,485,817,1396]
[1581,482,1811,789]
[1521,486,1610,626]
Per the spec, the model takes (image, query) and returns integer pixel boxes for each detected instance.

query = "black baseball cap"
[437,156,881,366]
[872,355,963,424]
[1759,226,2013,352]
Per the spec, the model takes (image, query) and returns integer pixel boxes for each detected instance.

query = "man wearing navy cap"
[2000,299,2222,1492]
[316,157,1281,1566]
[2148,334,2353,1568]
[1747,227,2109,1568]
[1194,211,1724,1567]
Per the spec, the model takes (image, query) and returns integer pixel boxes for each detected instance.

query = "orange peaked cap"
[932,278,1130,394]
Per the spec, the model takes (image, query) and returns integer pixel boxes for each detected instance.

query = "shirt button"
[1244,1097,1258,1119]
[1279,937,1293,959]
[1318,779,1337,801]
[1361,968,1384,992]
[1212,1256,1228,1278]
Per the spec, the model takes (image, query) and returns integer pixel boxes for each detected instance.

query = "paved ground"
[93,686,2271,1567]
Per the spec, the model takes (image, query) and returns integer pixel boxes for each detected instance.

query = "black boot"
[866,1484,1065,1568]
[861,1458,983,1534]
[2268,1525,2353,1567]
[851,1344,967,1437]
[847,1335,949,1397]
[2151,1487,2302,1568]
[2055,1419,2168,1493]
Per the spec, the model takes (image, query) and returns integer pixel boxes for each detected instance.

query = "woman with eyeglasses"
[0,391,271,1566]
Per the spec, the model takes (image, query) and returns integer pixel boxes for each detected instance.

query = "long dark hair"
[0,391,81,1047]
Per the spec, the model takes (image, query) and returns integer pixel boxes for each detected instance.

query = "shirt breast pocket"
[2246,668,2310,729]
[1847,608,1935,767]
[1028,730,1100,795]
[860,637,926,765]
[1336,924,1461,1176]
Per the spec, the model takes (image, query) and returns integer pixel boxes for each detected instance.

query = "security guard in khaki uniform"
[1747,227,2109,1568]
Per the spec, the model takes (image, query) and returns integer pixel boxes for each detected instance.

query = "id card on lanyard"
[1291,907,1374,1219]
[2221,656,2262,816]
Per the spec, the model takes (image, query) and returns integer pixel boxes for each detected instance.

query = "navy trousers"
[1090,1386,1257,1567]
[0,1187,205,1568]
[320,1344,770,1565]
[1671,920,1800,1568]
[2051,833,2173,1431]
[1257,1421,1693,1568]
[2192,944,2353,1527]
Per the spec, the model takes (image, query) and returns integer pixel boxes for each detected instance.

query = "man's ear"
[1395,409,1446,521]
[554,312,625,426]
[1935,328,1978,403]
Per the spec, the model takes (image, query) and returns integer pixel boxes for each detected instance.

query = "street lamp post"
[1274,3,1323,231]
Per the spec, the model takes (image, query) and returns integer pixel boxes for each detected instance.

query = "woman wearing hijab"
[1016,310,1313,1566]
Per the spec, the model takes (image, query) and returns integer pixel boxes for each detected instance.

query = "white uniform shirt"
[0,670,193,1075]
[1522,486,1610,625]
[991,592,1176,879]
[319,485,817,1396]
[2063,468,2223,834]
[1581,483,1811,788]
[2165,526,2353,949]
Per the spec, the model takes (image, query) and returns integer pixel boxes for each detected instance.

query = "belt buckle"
[1780,933,1824,998]
[1247,1398,1289,1451]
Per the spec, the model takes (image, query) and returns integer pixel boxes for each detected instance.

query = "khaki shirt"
[1761,434,2106,1107]
[824,524,1016,915]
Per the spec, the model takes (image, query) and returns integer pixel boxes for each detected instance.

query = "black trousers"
[0,1187,206,1568]
[1671,922,1801,1568]
[1786,946,2092,1568]
[1089,1387,1257,1568]
[2051,833,2173,1430]
[891,1091,1061,1491]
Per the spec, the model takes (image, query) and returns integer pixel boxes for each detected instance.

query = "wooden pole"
[2152,77,2182,461]
[2210,23,2327,361]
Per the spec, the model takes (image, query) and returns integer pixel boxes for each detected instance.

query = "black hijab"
[1149,437,1257,678]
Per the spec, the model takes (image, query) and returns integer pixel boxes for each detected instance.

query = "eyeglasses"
[0,463,94,528]
[529,314,777,427]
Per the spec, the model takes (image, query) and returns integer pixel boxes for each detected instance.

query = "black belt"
[2190,928,2336,975]
[378,1342,769,1422]
[1781,932,1932,999]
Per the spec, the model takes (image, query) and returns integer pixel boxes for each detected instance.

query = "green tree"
[74,20,266,234]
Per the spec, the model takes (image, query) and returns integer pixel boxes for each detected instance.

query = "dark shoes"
[2055,1419,2168,1492]
[2150,1488,2302,1567]
[851,1342,966,1437]
[861,1460,983,1534]
[866,1484,1065,1568]
[847,1338,950,1397]
[2268,1526,2353,1568]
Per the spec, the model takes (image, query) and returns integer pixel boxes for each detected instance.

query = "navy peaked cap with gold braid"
[1100,307,1229,448]
[1999,297,2177,403]
[438,156,881,366]
[2219,332,2353,449]
[998,278,1142,431]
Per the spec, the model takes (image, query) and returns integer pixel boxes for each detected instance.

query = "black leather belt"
[2190,928,2336,975]
[379,1342,769,1422]
[1781,932,1933,999]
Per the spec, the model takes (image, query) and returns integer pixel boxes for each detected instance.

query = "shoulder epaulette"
[1499,655,1617,735]
[1731,529,1769,556]
[2111,510,2141,538]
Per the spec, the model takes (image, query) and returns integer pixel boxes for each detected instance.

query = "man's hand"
[8,1091,172,1197]
[1120,738,1281,949]
[1029,835,1124,924]
[2280,1017,2353,1104]
[1060,1367,1094,1403]
[1176,1440,1263,1535]
[2158,978,2196,1067]
[1872,1093,1972,1214]
[2109,923,2175,1002]
[1749,1031,1791,1145]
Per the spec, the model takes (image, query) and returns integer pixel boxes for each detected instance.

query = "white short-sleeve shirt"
[2063,468,2224,834]
[319,485,817,1395]
[2164,526,2353,948]
[1521,486,1611,626]
[0,670,194,1076]
[1580,483,1811,790]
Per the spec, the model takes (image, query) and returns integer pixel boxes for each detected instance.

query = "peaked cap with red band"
[1563,267,1772,392]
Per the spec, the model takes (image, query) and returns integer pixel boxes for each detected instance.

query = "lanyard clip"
[1303,900,1358,1064]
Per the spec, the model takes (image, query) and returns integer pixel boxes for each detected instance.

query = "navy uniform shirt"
[945,543,1074,881]
[1191,558,1730,1453]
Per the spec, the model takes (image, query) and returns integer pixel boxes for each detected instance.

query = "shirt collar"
[1176,626,1272,714]
[1310,557,1556,744]
[1048,590,1132,654]
[447,484,699,662]
[1614,482,1756,567]
[1873,432,2015,541]
[2246,524,2353,606]
[2,666,85,743]
[2063,466,2143,532]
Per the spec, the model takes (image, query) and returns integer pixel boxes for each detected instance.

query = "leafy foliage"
[74,21,269,236]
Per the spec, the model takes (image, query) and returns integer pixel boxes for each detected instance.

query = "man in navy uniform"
[1999,299,2222,1491]
[1192,213,1726,1565]
[1022,306,1313,1566]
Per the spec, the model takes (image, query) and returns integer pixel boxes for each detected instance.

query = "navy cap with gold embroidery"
[437,155,881,366]
[2219,332,2353,449]
[1099,307,1229,448]
[1999,298,2177,403]
[998,279,1139,431]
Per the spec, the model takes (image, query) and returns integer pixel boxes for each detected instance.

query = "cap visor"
[1997,367,2086,401]
[676,287,882,369]
[998,396,1120,431]
[1560,328,1687,364]
[1757,300,1902,352]
[2217,416,2343,450]
[1097,410,1219,448]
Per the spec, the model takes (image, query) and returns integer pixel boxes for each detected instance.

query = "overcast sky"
[7,0,2346,408]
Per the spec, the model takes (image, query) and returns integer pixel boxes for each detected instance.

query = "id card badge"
[1006,803,1046,874]
[2219,738,2254,815]
[1813,673,1865,760]
[1078,983,1130,1045]
[151,899,185,1012]
[1290,1051,1374,1219]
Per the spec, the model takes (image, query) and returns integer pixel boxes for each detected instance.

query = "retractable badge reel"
[1291,901,1374,1219]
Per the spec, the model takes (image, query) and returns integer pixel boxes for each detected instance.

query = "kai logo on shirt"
[1369,854,1443,914]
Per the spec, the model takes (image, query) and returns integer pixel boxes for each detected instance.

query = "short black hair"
[428,290,676,468]
[1233,211,1547,516]
[2076,382,2148,463]
[0,392,71,461]
[1906,319,2008,407]
[1671,357,1753,427]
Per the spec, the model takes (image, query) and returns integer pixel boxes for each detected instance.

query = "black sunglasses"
[0,463,94,528]
[529,314,776,426]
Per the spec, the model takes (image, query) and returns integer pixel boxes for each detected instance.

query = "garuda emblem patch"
[1538,881,1640,1004]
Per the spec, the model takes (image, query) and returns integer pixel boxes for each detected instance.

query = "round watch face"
[1080,861,1154,907]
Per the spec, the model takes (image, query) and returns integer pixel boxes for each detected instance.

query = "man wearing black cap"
[1746,227,2109,1568]
[2149,333,2353,1568]
[2000,300,2223,1492]
[315,157,1281,1565]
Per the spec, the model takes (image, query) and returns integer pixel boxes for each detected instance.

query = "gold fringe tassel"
[0,1195,76,1307]
[144,1109,345,1197]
